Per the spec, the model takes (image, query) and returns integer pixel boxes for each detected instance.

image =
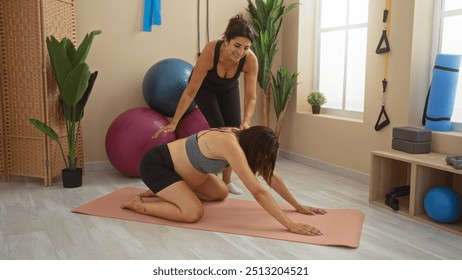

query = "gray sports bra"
[185,131,230,174]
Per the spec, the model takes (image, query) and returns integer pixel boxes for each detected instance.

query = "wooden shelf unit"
[369,150,462,236]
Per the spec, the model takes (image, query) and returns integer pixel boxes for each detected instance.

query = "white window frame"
[431,0,462,132]
[314,0,368,119]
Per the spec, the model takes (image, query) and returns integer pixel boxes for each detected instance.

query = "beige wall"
[280,0,462,176]
[75,0,259,164]
[76,0,462,176]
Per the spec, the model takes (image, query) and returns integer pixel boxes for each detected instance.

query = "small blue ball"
[424,186,462,223]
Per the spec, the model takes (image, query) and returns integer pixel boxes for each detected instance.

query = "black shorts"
[139,144,182,193]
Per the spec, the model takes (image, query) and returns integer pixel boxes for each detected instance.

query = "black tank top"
[200,40,247,92]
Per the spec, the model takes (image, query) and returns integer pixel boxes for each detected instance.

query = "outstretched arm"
[268,172,327,215]
[218,137,323,236]
[251,187,322,236]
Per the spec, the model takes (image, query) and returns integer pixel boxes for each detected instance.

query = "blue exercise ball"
[424,186,462,223]
[142,58,196,117]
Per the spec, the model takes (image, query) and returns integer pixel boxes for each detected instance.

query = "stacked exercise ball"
[142,58,196,117]
[105,108,176,177]
[175,107,210,139]
[424,186,462,223]
[105,58,210,177]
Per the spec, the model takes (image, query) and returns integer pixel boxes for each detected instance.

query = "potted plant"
[307,91,327,114]
[271,66,298,138]
[29,30,101,188]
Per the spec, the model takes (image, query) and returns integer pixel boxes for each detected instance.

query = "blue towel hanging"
[423,54,462,131]
[143,0,161,32]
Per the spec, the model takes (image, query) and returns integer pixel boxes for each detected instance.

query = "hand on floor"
[288,223,323,236]
[296,206,327,215]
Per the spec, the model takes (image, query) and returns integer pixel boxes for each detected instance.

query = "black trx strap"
[375,77,390,131]
[375,105,390,131]
[375,2,392,131]
[196,0,210,57]
[376,29,390,54]
[385,185,410,211]
[197,0,201,56]
[382,78,388,92]
[375,9,390,54]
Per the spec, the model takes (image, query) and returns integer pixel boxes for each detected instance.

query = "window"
[432,0,462,131]
[315,0,369,118]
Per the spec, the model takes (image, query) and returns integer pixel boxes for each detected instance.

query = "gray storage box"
[392,127,432,142]
[392,138,431,154]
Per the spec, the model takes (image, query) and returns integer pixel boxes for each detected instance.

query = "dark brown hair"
[223,14,255,43]
[234,126,279,184]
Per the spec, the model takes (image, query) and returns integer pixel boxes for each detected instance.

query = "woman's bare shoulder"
[195,40,220,70]
[202,40,219,54]
[242,50,258,73]
[199,128,238,146]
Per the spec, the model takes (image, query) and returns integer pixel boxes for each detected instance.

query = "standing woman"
[125,126,326,236]
[154,14,258,195]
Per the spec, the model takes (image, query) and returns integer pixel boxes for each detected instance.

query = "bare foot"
[121,195,143,211]
[140,190,156,198]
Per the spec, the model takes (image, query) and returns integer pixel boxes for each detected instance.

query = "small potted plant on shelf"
[29,30,101,188]
[307,91,327,114]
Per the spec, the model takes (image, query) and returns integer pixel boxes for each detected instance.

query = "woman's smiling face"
[226,36,252,61]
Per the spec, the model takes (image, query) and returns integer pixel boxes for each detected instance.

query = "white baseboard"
[278,149,370,184]
[83,161,115,172]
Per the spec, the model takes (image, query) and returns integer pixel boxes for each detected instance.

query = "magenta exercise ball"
[175,107,210,139]
[105,107,176,177]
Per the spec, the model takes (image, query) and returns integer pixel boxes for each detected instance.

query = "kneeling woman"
[122,126,326,236]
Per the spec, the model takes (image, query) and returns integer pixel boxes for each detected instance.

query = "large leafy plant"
[30,30,101,171]
[271,67,298,138]
[246,0,299,127]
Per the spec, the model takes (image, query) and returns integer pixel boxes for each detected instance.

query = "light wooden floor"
[0,157,461,260]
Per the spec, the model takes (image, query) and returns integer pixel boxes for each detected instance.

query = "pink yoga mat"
[72,187,365,248]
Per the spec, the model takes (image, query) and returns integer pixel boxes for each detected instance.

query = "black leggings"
[194,86,241,128]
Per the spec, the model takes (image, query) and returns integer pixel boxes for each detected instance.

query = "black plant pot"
[62,168,83,188]
[311,105,321,114]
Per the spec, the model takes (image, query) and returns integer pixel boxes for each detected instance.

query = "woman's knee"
[207,175,229,200]
[182,203,204,222]
[215,185,229,201]
[156,181,204,223]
